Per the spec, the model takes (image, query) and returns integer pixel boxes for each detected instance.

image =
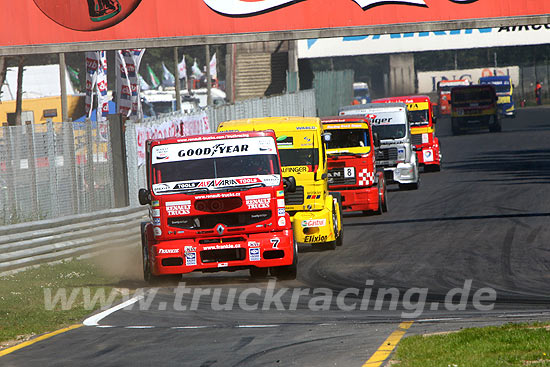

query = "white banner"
[298,25,550,59]
[417,66,520,94]
[97,51,109,123]
[135,112,210,166]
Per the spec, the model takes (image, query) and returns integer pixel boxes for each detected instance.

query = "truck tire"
[142,223,180,285]
[249,267,269,279]
[273,239,298,280]
[381,182,388,212]
[489,115,502,132]
[451,118,461,135]
[329,192,344,246]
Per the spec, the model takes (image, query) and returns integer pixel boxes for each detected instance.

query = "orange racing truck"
[138,131,298,282]
[373,96,441,172]
[321,116,388,215]
[437,79,471,116]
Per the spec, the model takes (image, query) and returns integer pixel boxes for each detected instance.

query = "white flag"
[192,59,203,79]
[209,53,217,80]
[162,62,175,87]
[178,55,187,80]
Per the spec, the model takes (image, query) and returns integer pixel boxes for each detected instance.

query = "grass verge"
[0,260,123,346]
[394,323,550,366]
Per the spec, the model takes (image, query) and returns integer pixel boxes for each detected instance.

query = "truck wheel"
[381,183,388,212]
[451,118,461,135]
[249,267,269,279]
[142,240,160,284]
[273,239,298,280]
[489,115,502,132]
[329,193,344,247]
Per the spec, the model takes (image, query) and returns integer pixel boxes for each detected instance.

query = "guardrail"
[0,206,148,275]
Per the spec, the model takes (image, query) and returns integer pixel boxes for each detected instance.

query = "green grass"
[0,260,122,344]
[394,323,550,366]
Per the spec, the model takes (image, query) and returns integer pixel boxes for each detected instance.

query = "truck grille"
[167,211,271,230]
[328,168,356,186]
[284,186,304,205]
[376,147,398,162]
[201,248,246,263]
[411,134,423,147]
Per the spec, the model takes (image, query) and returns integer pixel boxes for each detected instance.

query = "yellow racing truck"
[218,117,343,250]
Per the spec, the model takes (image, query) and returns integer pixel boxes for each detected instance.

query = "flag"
[85,51,100,118]
[67,65,80,91]
[162,62,175,87]
[192,59,203,79]
[147,64,160,89]
[178,55,187,80]
[116,51,132,117]
[96,51,109,122]
[138,73,150,91]
[209,53,217,80]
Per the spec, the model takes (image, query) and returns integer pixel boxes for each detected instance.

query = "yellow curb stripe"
[362,321,414,367]
[0,324,83,358]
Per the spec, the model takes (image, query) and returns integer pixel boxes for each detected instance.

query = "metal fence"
[313,70,355,117]
[125,90,317,207]
[0,120,114,225]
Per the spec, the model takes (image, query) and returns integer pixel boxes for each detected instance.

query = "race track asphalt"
[3,107,550,367]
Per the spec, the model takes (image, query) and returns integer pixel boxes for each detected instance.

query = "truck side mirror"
[283,176,296,193]
[138,188,151,205]
[373,132,381,148]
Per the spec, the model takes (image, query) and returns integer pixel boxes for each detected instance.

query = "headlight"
[397,148,406,161]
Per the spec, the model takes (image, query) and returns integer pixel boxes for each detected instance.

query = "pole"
[59,53,69,122]
[205,45,212,107]
[173,47,182,112]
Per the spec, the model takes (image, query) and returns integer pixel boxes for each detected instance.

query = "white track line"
[83,295,144,326]
[237,324,279,328]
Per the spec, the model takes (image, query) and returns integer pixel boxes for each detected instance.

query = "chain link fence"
[0,120,114,225]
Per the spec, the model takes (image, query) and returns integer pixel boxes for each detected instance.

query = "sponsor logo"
[249,248,261,261]
[203,0,474,17]
[204,244,242,251]
[218,262,229,268]
[278,208,286,216]
[158,248,179,254]
[245,194,271,209]
[278,217,286,226]
[166,201,192,216]
[236,177,262,185]
[153,227,162,236]
[178,144,249,158]
[278,199,286,207]
[184,246,197,253]
[277,190,284,197]
[174,182,199,190]
[185,252,197,266]
[301,219,326,228]
[248,241,260,247]
[282,166,308,173]
[151,209,160,217]
[155,184,170,192]
[153,217,161,226]
[152,200,160,207]
[304,235,328,243]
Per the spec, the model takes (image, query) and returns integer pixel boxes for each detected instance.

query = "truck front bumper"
[386,162,418,184]
[338,187,379,212]
[150,230,294,275]
[290,208,337,245]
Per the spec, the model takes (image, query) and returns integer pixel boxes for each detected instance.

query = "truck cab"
[437,79,471,116]
[373,95,441,172]
[479,76,515,118]
[339,103,419,190]
[218,117,343,250]
[450,84,500,135]
[138,131,297,281]
[321,116,387,215]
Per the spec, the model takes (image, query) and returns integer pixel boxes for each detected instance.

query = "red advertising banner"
[1,0,549,51]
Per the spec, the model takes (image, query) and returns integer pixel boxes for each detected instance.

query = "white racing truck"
[339,103,419,190]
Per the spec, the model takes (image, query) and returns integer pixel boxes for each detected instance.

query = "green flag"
[67,65,81,91]
[147,64,160,89]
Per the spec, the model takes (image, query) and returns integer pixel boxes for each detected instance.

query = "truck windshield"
[407,110,429,126]
[480,83,510,94]
[453,89,494,103]
[278,149,319,171]
[326,129,370,149]
[153,154,280,184]
[372,125,406,140]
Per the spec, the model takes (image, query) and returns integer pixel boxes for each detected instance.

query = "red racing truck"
[138,131,298,282]
[321,116,387,215]
[373,95,441,172]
